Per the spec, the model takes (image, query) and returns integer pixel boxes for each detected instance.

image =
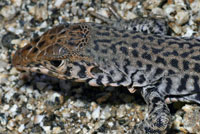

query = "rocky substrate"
[0,0,200,133]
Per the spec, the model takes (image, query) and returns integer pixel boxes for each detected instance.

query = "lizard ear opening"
[90,66,103,75]
[50,60,62,67]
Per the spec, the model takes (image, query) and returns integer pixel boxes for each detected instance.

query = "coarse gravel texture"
[1,0,200,134]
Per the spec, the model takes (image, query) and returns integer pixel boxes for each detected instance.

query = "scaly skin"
[12,18,200,133]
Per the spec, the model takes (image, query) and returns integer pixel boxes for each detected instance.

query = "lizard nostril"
[50,60,62,67]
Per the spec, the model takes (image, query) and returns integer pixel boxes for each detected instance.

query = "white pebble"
[34,115,45,124]
[3,104,10,111]
[52,127,62,133]
[126,11,137,20]
[42,126,51,133]
[82,0,90,5]
[174,0,186,6]
[61,109,71,118]
[151,7,164,16]
[183,27,194,37]
[0,60,8,69]
[48,92,62,103]
[143,0,164,10]
[171,24,182,34]
[4,22,24,34]
[82,127,88,133]
[108,122,114,127]
[94,120,104,130]
[26,103,34,110]
[40,21,48,28]
[73,100,85,108]
[12,0,22,7]
[92,106,101,120]
[175,10,189,25]
[182,104,193,112]
[7,119,15,130]
[15,114,23,121]
[18,124,25,133]
[84,17,90,22]
[9,104,18,115]
[0,74,8,84]
[100,106,111,120]
[71,6,78,15]
[8,75,17,82]
[86,111,91,121]
[3,86,13,92]
[116,105,126,118]
[0,5,17,20]
[5,90,15,102]
[75,128,81,133]
[190,0,200,13]
[19,95,28,102]
[97,9,109,18]
[54,0,65,8]
[163,4,176,20]
[26,86,33,94]
[87,7,94,12]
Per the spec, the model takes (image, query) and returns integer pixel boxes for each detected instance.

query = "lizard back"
[13,23,200,102]
[87,23,200,99]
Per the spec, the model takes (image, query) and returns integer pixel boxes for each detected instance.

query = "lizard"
[12,6,200,134]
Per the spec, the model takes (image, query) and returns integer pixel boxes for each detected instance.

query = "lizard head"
[12,23,96,81]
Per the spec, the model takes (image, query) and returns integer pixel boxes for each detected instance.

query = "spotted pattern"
[12,21,200,134]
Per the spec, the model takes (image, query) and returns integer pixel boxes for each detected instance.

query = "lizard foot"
[132,87,171,134]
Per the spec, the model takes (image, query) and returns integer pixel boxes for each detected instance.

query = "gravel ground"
[0,0,200,134]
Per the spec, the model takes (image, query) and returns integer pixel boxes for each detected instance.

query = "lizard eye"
[50,60,62,67]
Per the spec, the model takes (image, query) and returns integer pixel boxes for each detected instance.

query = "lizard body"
[12,14,200,134]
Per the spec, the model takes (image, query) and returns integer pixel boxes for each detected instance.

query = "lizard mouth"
[13,57,96,82]
[14,63,70,80]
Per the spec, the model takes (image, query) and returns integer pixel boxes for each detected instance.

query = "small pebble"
[47,92,64,105]
[2,104,10,111]
[190,0,200,13]
[36,82,47,90]
[7,119,15,130]
[33,115,45,124]
[0,5,17,20]
[18,124,25,133]
[73,100,85,108]
[1,32,19,49]
[86,111,92,121]
[175,10,189,25]
[116,105,126,118]
[0,113,7,126]
[100,106,111,120]
[11,0,22,7]
[54,0,65,8]
[143,0,165,10]
[92,106,101,120]
[0,74,8,84]
[5,90,15,103]
[42,126,51,133]
[52,127,62,133]
[108,122,114,127]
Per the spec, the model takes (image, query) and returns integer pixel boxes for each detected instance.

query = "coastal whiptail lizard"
[12,6,200,134]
